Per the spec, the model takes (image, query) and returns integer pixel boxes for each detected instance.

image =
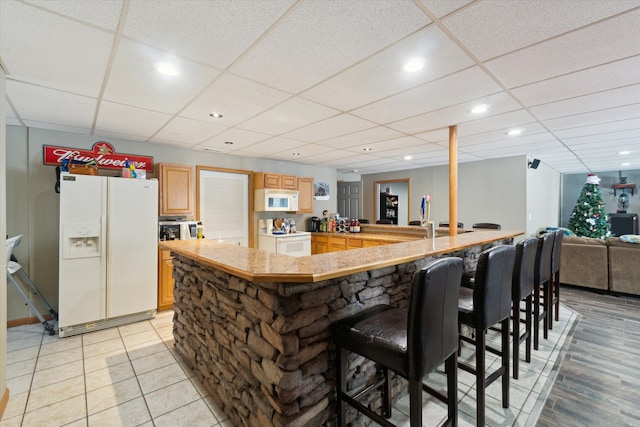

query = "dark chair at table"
[458,245,515,426]
[408,220,421,226]
[512,237,537,379]
[549,230,563,328]
[332,257,463,427]
[472,223,501,230]
[376,219,393,224]
[533,233,554,350]
[439,221,464,229]
[358,219,370,224]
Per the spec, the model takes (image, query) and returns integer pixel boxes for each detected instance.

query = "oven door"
[276,235,311,257]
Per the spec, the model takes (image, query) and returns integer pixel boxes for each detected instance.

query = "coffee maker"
[309,217,321,232]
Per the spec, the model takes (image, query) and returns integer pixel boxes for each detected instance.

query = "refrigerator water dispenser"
[62,223,101,259]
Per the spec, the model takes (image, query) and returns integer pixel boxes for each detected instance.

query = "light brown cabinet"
[296,177,314,213]
[312,235,328,254]
[312,234,392,253]
[158,163,193,216]
[254,172,297,190]
[158,249,175,311]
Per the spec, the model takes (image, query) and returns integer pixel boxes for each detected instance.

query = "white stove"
[258,231,311,257]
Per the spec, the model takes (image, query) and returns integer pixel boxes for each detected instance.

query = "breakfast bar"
[160,229,521,427]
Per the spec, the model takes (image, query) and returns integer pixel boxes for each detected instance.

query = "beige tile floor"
[2,305,578,427]
[2,310,233,427]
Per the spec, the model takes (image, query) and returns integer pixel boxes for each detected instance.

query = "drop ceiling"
[2,0,639,175]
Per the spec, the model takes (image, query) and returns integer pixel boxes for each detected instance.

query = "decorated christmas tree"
[568,174,610,239]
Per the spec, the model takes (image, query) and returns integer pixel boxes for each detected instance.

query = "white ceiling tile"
[197,128,271,151]
[561,129,640,147]
[485,8,640,88]
[457,110,538,138]
[389,91,522,135]
[7,118,22,126]
[152,117,228,146]
[230,0,430,93]
[103,39,220,114]
[282,114,376,143]
[7,81,96,129]
[301,25,473,111]
[310,152,365,165]
[233,136,304,156]
[124,0,295,69]
[21,119,92,135]
[180,74,291,126]
[449,125,550,147]
[0,1,114,96]
[569,139,638,152]
[554,118,640,139]
[95,101,171,139]
[93,130,149,143]
[512,56,640,107]
[237,97,339,135]
[442,0,640,61]
[531,84,640,121]
[315,127,405,149]
[352,67,502,124]
[419,0,474,18]
[344,136,427,155]
[543,104,640,132]
[265,143,327,160]
[24,0,124,31]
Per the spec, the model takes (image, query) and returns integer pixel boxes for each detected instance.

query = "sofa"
[559,235,640,295]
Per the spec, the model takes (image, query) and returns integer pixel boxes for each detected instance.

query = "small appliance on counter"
[159,220,198,241]
[257,219,311,257]
[309,216,321,232]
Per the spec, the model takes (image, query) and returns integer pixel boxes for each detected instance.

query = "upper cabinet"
[296,177,314,213]
[158,163,193,216]
[254,172,297,190]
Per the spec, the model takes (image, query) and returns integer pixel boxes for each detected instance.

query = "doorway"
[337,181,362,221]
[374,179,410,225]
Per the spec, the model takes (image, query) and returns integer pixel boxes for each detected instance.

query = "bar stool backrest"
[472,223,502,230]
[408,257,463,379]
[473,245,516,329]
[551,230,564,274]
[535,233,554,285]
[513,237,537,301]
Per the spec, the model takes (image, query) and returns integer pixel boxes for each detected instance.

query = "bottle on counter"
[350,219,360,233]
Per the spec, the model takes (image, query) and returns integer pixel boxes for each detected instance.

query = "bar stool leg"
[475,327,486,425]
[382,367,391,418]
[445,353,458,427]
[525,295,532,363]
[409,377,422,426]
[548,277,554,330]
[554,271,560,321]
[501,318,510,408]
[336,347,347,427]
[512,302,520,380]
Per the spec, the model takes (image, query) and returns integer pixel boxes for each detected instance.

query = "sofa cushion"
[562,235,607,246]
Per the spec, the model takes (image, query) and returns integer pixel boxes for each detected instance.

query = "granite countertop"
[159,229,522,283]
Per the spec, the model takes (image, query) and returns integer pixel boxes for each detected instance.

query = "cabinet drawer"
[346,238,363,248]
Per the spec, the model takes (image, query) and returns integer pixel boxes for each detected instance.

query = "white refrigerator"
[58,174,158,337]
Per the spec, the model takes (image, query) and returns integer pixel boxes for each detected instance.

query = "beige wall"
[363,155,560,238]
[5,126,338,322]
[1,66,8,411]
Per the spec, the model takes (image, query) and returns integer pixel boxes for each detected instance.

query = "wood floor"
[537,285,640,426]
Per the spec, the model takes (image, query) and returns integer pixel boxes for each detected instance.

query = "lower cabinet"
[158,249,175,311]
[312,235,328,254]
[311,234,392,253]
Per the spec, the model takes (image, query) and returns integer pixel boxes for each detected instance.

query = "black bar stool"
[549,230,563,328]
[332,257,463,427]
[439,221,464,229]
[458,245,515,426]
[512,237,537,379]
[533,233,554,350]
[472,223,501,230]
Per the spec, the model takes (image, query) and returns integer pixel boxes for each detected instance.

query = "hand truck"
[6,235,58,335]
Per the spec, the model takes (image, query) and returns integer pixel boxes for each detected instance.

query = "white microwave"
[255,189,299,212]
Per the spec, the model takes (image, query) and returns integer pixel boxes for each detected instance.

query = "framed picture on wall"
[314,182,330,200]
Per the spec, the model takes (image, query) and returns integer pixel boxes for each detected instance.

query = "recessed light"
[155,62,178,76]
[351,169,359,173]
[507,128,523,136]
[209,112,223,119]
[621,162,631,166]
[203,148,221,153]
[403,57,425,72]
[404,155,413,160]
[619,151,631,155]
[471,104,489,114]
[363,147,372,151]
[224,141,234,145]
[292,152,301,156]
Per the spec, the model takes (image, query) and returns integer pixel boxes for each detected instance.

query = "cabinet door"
[281,175,297,190]
[362,240,380,247]
[158,249,174,311]
[159,163,193,216]
[263,173,282,188]
[297,177,314,213]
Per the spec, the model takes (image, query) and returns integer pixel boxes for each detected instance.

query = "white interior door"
[199,170,249,246]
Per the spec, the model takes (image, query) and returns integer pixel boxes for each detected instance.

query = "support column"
[449,125,458,236]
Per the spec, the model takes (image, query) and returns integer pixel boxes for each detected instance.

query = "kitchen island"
[160,229,521,427]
